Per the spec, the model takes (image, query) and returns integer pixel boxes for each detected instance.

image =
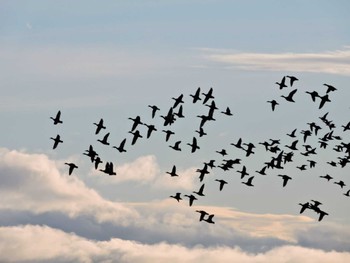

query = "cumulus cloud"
[200,47,350,75]
[1,224,350,263]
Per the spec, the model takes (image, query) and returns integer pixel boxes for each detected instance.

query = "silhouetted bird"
[221,107,233,116]
[128,130,143,145]
[99,162,116,176]
[318,210,329,222]
[65,162,78,175]
[195,127,207,137]
[267,100,279,111]
[297,165,307,171]
[202,87,214,104]
[203,214,215,224]
[83,145,98,162]
[301,130,312,143]
[216,149,227,156]
[143,123,157,138]
[334,180,346,188]
[50,134,63,149]
[166,165,178,177]
[169,141,181,151]
[128,116,143,131]
[318,94,331,109]
[281,89,297,102]
[93,118,106,135]
[215,179,228,191]
[305,91,320,102]
[162,130,175,142]
[196,210,209,221]
[161,107,176,126]
[184,194,197,206]
[299,202,310,214]
[341,121,350,132]
[50,110,63,125]
[97,132,110,146]
[287,128,297,138]
[94,156,102,169]
[196,164,210,182]
[324,83,337,93]
[256,166,267,175]
[187,137,200,153]
[170,192,182,202]
[242,176,254,187]
[237,165,249,179]
[190,87,202,103]
[276,76,287,90]
[243,142,255,157]
[307,160,317,168]
[285,140,298,151]
[343,190,350,197]
[113,138,127,153]
[148,105,160,118]
[320,174,333,181]
[287,75,299,87]
[277,174,292,187]
[172,94,184,109]
[174,105,185,118]
[193,184,205,196]
[204,160,216,169]
[231,138,243,149]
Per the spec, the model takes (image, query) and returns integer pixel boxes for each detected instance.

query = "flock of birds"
[49,78,350,224]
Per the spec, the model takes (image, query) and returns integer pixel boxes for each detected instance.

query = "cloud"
[0,148,139,225]
[200,47,350,75]
[1,224,350,263]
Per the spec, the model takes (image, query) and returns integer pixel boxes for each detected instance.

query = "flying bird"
[128,116,143,131]
[305,91,320,102]
[267,100,279,111]
[286,75,299,87]
[50,110,63,125]
[221,107,233,116]
[172,94,184,109]
[93,118,106,135]
[242,176,254,187]
[148,105,160,118]
[196,210,209,221]
[276,76,287,90]
[170,192,182,202]
[97,132,110,145]
[65,162,78,175]
[286,128,297,138]
[187,137,200,153]
[166,165,178,177]
[318,94,331,109]
[193,184,205,196]
[50,134,63,149]
[190,87,201,103]
[202,87,214,104]
[215,179,228,191]
[113,138,127,153]
[169,141,182,151]
[281,89,297,102]
[203,214,215,224]
[129,130,143,145]
[324,84,337,93]
[162,130,175,142]
[277,174,292,187]
[184,194,197,207]
[299,202,310,214]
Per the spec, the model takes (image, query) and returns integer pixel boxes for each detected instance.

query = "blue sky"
[1,1,350,262]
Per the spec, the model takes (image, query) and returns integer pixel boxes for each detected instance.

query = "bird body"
[281,89,297,102]
[50,134,63,149]
[50,110,63,125]
[93,118,106,135]
[65,162,78,175]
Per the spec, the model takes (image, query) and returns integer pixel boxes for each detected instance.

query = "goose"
[231,138,243,149]
[319,174,333,181]
[237,165,249,179]
[215,179,228,191]
[128,130,143,145]
[281,89,297,102]
[184,194,197,206]
[166,165,178,177]
[172,94,184,109]
[196,164,210,182]
[174,105,185,118]
[285,140,298,151]
[242,176,254,187]
[169,141,181,151]
[190,87,201,103]
[334,180,346,188]
[50,134,63,149]
[97,132,110,145]
[277,174,292,187]
[187,137,200,153]
[148,105,160,118]
[286,128,297,138]
[94,156,103,169]
[202,87,214,104]
[128,116,143,131]
[267,100,279,111]
[113,138,127,153]
[255,166,267,175]
[286,75,299,87]
[216,149,227,156]
[296,164,307,171]
[93,118,106,135]
[193,184,205,196]
[83,145,98,162]
[276,76,287,89]
[318,210,329,222]
[318,94,331,109]
[195,127,207,137]
[50,110,63,125]
[170,192,182,202]
[162,130,175,142]
[65,162,78,175]
[323,83,337,93]
[221,107,233,116]
[343,190,350,197]
[143,123,157,138]
[204,160,216,169]
[298,202,310,214]
[196,210,209,221]
[305,91,320,102]
[203,214,215,224]
[307,160,317,168]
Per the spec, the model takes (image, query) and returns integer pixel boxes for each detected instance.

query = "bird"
[297,164,307,171]
[204,160,216,169]
[128,116,143,131]
[193,184,205,196]
[341,121,350,132]
[166,165,178,177]
[184,194,197,206]
[277,174,292,187]
[320,174,333,181]
[202,87,214,104]
[93,118,106,135]
[143,123,157,138]
[196,210,209,221]
[324,83,337,93]
[307,160,317,168]
[83,145,98,162]
[231,138,243,149]
[287,75,299,87]
[187,137,200,153]
[285,140,298,151]
[190,87,201,103]
[216,149,227,156]
[203,214,215,224]
[237,165,249,179]
[287,129,297,138]
[318,210,329,222]
[215,179,228,191]
[99,162,116,176]
[162,130,175,142]
[97,132,110,145]
[221,107,233,116]
[50,134,63,149]
[305,91,320,102]
[195,127,207,137]
[169,141,181,151]
[50,110,63,125]
[94,156,103,169]
[299,202,310,214]
[334,180,346,188]
[170,192,182,202]
[113,138,127,153]
[281,89,297,102]
[267,100,279,111]
[343,190,350,197]
[148,105,160,118]
[174,105,185,118]
[256,166,267,175]
[242,176,254,187]
[129,130,143,145]
[276,76,287,89]
[318,94,331,109]
[196,164,210,182]
[172,94,184,109]
[65,162,78,175]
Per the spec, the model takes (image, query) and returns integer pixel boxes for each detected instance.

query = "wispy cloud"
[200,46,350,75]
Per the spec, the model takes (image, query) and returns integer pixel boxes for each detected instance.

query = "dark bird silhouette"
[287,75,299,87]
[318,94,331,109]
[161,107,176,126]
[93,118,106,135]
[148,105,160,118]
[169,141,181,151]
[162,130,175,142]
[267,100,279,111]
[300,130,312,143]
[285,140,298,151]
[231,138,243,149]
[202,87,214,104]
[324,83,337,93]
[143,123,157,138]
[196,210,209,221]
[256,166,267,175]
[341,121,350,132]
[343,190,350,197]
[276,76,287,90]
[94,156,103,169]
[190,87,201,103]
[221,107,233,116]
[242,176,254,187]
[215,179,228,191]
[99,162,116,176]
[113,138,127,153]
[277,174,292,187]
[204,160,216,169]
[216,149,227,156]
[320,174,333,181]
[287,128,297,138]
[281,89,297,102]
[172,94,184,109]
[50,134,63,149]
[334,180,346,188]
[170,192,182,202]
[184,194,197,206]
[297,164,307,171]
[318,210,329,222]
[299,202,310,214]
[237,165,249,179]
[193,184,205,196]
[97,132,110,146]
[196,164,210,182]
[166,165,178,177]
[305,91,320,102]
[83,145,98,162]
[174,105,185,118]
[243,142,255,157]
[307,160,317,168]
[195,127,207,137]
[128,116,143,131]
[187,137,200,153]
[128,130,143,145]
[65,162,78,175]
[203,214,215,224]
[327,161,337,167]
[50,110,63,125]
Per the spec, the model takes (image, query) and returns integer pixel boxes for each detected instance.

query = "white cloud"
[200,47,350,75]
[1,224,350,263]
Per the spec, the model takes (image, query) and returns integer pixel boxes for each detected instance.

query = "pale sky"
[1,1,350,262]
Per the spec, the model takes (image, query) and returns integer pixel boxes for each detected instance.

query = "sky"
[1,0,350,262]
